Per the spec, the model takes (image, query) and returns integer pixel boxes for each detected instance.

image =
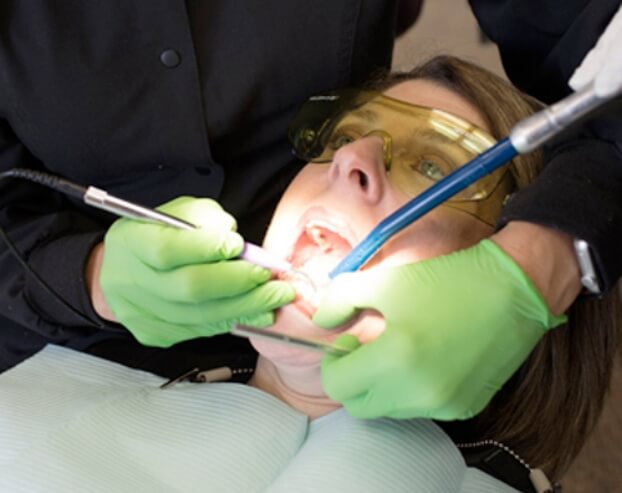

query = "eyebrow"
[347,105,470,143]
[347,108,379,124]
[412,125,486,155]
[412,127,460,146]
[342,108,487,153]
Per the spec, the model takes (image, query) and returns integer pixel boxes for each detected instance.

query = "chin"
[250,338,325,368]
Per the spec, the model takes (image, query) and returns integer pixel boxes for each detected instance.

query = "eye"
[413,157,451,181]
[333,134,354,148]
[327,129,358,151]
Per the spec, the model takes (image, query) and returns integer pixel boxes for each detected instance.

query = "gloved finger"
[113,280,295,326]
[321,334,367,409]
[312,271,387,329]
[132,259,273,302]
[111,297,280,347]
[110,221,244,269]
[321,333,361,366]
[156,196,237,230]
[236,312,275,329]
[215,280,296,319]
[117,300,230,347]
[181,313,277,337]
[321,329,402,403]
[105,196,244,269]
[312,292,358,329]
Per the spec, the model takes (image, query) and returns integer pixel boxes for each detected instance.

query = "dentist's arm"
[491,221,581,316]
[471,0,622,293]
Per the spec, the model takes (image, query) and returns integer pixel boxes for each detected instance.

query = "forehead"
[383,79,490,132]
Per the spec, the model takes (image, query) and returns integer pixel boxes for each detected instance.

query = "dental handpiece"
[329,82,619,278]
[0,168,310,282]
[86,184,317,292]
[81,185,317,293]
[84,187,311,281]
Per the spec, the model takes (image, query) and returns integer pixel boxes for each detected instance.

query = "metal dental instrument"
[0,168,299,274]
[83,186,198,231]
[329,82,621,278]
[84,187,299,272]
[82,185,312,280]
[231,325,352,356]
[86,188,308,275]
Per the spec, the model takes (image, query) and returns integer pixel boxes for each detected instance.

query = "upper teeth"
[307,227,331,252]
[304,220,338,253]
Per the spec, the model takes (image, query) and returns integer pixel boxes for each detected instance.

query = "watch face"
[573,239,600,294]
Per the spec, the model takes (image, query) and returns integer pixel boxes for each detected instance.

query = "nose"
[328,134,390,204]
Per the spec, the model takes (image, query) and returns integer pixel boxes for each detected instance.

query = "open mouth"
[288,220,353,288]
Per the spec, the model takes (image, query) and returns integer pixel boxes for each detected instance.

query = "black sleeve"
[0,118,120,340]
[470,0,622,293]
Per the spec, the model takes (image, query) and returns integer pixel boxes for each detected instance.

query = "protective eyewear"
[288,89,514,225]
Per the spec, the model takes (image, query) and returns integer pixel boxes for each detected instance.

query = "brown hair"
[374,56,621,479]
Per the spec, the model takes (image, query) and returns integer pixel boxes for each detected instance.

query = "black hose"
[0,168,99,326]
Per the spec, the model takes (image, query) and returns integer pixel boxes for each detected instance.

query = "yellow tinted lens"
[289,89,515,225]
[314,94,502,201]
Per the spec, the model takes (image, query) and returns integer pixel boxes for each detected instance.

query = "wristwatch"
[573,239,601,294]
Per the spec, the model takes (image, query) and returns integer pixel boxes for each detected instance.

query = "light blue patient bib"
[0,345,517,492]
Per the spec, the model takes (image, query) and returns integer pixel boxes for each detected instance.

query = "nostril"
[357,170,369,191]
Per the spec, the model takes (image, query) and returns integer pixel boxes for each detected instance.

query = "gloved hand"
[100,196,295,347]
[313,239,566,420]
[569,4,622,97]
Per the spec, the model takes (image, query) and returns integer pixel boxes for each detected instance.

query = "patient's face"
[255,79,495,367]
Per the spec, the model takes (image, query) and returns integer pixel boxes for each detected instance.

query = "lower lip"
[292,298,315,318]
[288,303,354,342]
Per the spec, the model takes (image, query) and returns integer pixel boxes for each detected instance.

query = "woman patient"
[251,54,619,486]
[0,56,618,493]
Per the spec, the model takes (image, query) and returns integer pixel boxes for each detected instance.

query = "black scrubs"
[0,0,620,377]
[0,0,397,375]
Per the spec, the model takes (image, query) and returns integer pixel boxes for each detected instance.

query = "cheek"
[369,208,493,267]
[262,166,327,253]
[280,165,327,206]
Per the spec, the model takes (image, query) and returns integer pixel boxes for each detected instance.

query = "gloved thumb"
[322,334,361,364]
[322,333,361,367]
[312,272,368,329]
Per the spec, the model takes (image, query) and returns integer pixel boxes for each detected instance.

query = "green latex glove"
[100,196,295,347]
[313,239,566,420]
